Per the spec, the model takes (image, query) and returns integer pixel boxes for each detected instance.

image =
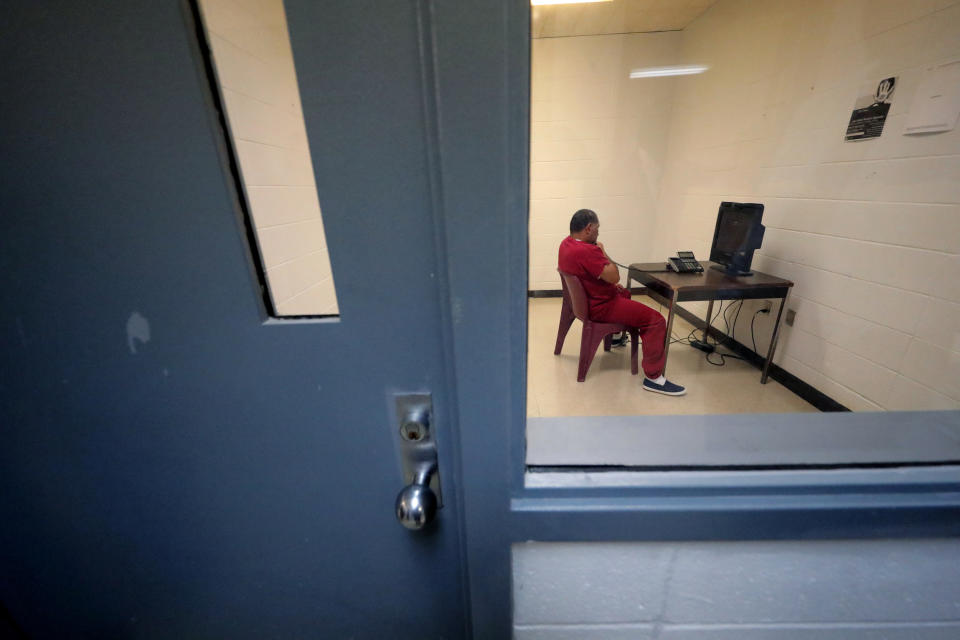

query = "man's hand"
[595,241,611,260]
[594,241,618,283]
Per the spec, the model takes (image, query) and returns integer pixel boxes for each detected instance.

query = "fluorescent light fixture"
[531,0,612,6]
[630,65,709,78]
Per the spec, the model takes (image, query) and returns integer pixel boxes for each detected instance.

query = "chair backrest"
[558,270,591,323]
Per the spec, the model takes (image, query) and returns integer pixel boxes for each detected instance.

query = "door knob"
[396,463,437,530]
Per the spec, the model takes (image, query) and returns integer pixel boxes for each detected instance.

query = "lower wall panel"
[513,539,960,638]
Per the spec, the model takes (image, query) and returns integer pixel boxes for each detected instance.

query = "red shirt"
[558,236,618,317]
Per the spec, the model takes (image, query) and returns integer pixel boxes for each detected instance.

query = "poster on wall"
[844,76,897,141]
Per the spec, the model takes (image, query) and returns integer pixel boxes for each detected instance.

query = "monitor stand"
[710,264,754,277]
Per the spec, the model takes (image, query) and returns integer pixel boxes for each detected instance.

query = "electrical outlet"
[760,300,773,313]
[785,308,796,326]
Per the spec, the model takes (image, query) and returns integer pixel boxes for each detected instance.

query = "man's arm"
[596,242,620,284]
[598,262,620,284]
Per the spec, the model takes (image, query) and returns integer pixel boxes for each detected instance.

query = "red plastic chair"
[555,270,639,382]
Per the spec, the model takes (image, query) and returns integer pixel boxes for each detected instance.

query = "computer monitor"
[709,202,765,276]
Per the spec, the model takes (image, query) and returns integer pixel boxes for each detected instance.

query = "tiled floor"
[527,296,817,417]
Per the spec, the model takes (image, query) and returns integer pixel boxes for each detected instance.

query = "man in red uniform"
[558,209,686,396]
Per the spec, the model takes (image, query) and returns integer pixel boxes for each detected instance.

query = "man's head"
[569,208,599,243]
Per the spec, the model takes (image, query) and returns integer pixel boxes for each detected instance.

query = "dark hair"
[570,209,598,233]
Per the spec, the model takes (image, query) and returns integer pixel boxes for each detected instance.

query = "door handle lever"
[393,393,442,531]
[395,462,437,530]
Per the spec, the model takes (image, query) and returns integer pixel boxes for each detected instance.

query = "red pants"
[595,289,666,378]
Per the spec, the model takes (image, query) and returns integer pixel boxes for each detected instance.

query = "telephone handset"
[667,251,704,273]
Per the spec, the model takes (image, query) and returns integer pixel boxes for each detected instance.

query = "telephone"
[667,251,704,273]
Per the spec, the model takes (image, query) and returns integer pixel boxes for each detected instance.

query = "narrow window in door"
[194,0,338,317]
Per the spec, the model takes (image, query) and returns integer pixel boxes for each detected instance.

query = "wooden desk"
[627,261,793,383]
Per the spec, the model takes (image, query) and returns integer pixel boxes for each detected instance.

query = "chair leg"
[603,334,612,351]
[554,299,576,355]
[577,323,606,382]
[629,328,640,376]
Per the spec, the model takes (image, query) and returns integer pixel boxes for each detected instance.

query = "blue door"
[0,2,508,637]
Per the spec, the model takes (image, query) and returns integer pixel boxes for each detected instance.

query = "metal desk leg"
[662,288,678,376]
[703,298,714,344]
[761,289,790,384]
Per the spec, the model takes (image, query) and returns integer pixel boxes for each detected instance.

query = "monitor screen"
[709,202,764,273]
[714,209,753,253]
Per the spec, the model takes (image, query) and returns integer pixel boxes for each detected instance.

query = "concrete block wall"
[513,539,960,638]
[199,0,338,316]
[529,31,681,291]
[650,0,960,411]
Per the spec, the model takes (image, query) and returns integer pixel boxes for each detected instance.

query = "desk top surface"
[629,261,793,292]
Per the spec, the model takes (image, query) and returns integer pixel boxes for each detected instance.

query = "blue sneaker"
[642,378,686,396]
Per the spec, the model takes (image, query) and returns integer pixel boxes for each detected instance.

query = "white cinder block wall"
[531,0,960,411]
[529,32,681,291]
[513,540,960,639]
[199,0,338,316]
[651,0,960,411]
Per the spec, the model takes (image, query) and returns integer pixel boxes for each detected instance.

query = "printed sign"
[845,76,897,141]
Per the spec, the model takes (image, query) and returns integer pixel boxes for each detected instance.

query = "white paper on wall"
[904,59,960,135]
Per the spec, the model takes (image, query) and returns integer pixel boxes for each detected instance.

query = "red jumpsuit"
[558,236,666,378]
